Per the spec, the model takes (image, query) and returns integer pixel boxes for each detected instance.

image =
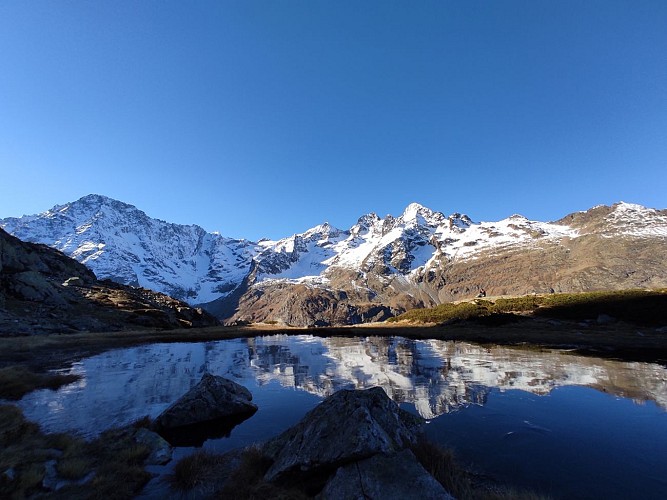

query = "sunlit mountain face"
[3,196,667,325]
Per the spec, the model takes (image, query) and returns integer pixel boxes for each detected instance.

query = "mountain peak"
[612,201,652,213]
[71,194,138,212]
[400,202,447,227]
[302,222,343,240]
[401,202,431,218]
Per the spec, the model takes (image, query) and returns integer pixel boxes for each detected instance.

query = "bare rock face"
[317,449,454,500]
[152,374,257,445]
[262,387,424,482]
[229,282,396,326]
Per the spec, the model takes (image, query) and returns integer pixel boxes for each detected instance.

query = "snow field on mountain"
[1,195,664,306]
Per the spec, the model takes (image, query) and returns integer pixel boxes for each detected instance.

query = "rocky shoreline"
[4,375,544,498]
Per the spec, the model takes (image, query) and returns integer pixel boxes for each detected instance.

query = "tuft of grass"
[0,404,40,448]
[88,461,151,499]
[45,432,79,451]
[0,365,80,400]
[388,301,494,324]
[491,296,544,312]
[170,446,309,499]
[169,449,229,491]
[56,456,91,480]
[0,404,154,500]
[14,463,46,497]
[411,437,551,500]
[411,437,472,497]
[216,445,309,499]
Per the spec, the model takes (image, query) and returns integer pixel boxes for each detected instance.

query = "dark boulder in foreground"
[162,388,455,499]
[318,448,454,500]
[263,386,424,482]
[152,374,257,446]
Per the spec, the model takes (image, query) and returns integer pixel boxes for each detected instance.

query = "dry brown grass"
[169,449,230,492]
[411,437,552,500]
[0,404,152,500]
[0,365,80,400]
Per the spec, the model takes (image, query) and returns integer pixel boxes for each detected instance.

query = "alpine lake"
[16,335,667,499]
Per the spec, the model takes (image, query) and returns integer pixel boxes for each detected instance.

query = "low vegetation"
[0,404,152,499]
[169,446,309,499]
[411,437,551,500]
[166,439,548,499]
[0,365,80,400]
[389,289,667,326]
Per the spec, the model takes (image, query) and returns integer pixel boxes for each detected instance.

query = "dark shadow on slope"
[197,261,256,322]
[534,293,667,326]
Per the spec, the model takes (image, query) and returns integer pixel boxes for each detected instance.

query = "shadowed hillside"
[0,228,218,336]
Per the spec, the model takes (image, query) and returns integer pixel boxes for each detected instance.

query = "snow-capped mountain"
[1,194,257,303]
[2,195,666,325]
[254,201,579,286]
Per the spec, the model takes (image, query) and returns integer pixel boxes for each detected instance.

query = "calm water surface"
[16,335,667,499]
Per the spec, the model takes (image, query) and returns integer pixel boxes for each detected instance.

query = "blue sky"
[1,1,665,240]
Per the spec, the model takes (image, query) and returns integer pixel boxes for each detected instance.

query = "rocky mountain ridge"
[2,196,666,326]
[0,227,218,335]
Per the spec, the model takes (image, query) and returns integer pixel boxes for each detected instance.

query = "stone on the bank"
[62,276,84,287]
[263,387,424,482]
[134,428,172,465]
[152,373,257,432]
[317,449,454,500]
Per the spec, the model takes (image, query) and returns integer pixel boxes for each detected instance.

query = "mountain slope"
[0,227,218,335]
[2,196,666,326]
[1,194,257,304]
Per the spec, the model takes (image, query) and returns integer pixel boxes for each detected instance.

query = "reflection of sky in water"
[16,335,667,437]
[13,335,667,499]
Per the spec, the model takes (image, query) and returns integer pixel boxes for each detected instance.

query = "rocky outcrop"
[227,282,397,326]
[152,374,257,446]
[0,228,218,335]
[134,428,172,466]
[160,388,454,498]
[262,387,424,482]
[318,449,454,500]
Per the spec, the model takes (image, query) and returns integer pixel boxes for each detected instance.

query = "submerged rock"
[317,449,454,500]
[263,387,424,482]
[152,374,257,445]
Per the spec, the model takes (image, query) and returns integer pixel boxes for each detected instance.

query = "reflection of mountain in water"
[240,336,667,418]
[18,336,667,436]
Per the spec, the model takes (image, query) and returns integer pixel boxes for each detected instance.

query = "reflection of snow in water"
[16,335,667,436]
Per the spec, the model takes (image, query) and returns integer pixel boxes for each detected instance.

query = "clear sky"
[1,1,665,240]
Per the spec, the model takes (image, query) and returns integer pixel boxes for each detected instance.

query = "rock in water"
[152,374,257,442]
[317,449,454,500]
[263,387,424,482]
[133,428,172,465]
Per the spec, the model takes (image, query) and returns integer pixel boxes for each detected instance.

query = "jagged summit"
[2,197,665,326]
